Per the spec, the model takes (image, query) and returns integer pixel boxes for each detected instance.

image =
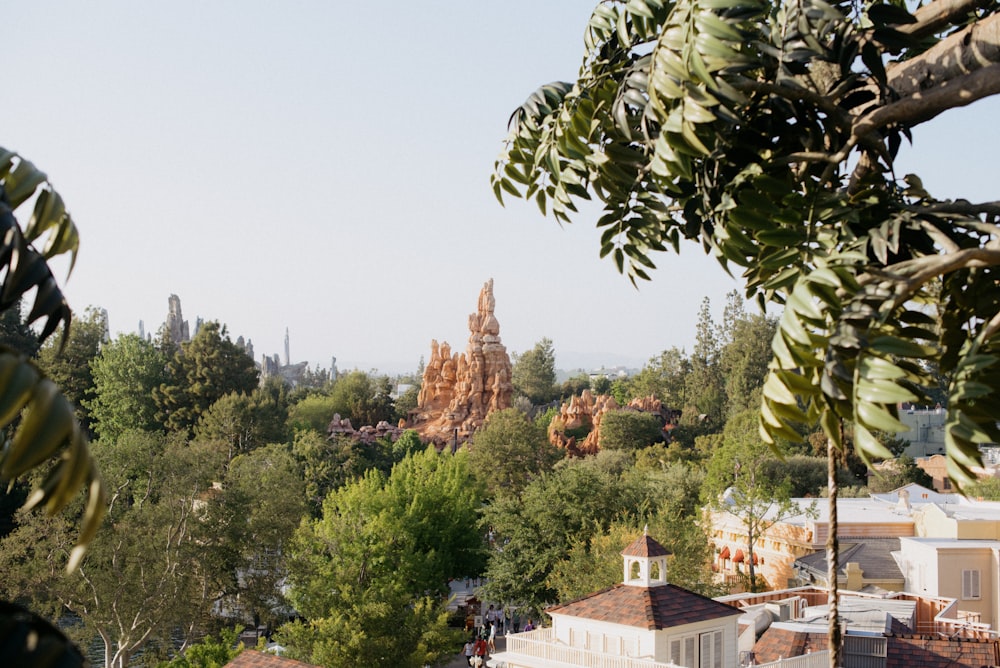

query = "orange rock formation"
[410,279,513,447]
[548,392,674,456]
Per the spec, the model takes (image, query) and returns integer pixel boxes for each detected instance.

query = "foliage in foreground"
[493,0,1000,488]
[282,446,483,667]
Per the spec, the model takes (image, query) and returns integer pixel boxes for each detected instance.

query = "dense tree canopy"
[512,337,558,404]
[598,409,666,450]
[283,447,481,667]
[86,333,168,442]
[493,0,1000,488]
[466,407,564,497]
[37,306,106,432]
[0,432,229,668]
[154,321,259,435]
[481,451,667,612]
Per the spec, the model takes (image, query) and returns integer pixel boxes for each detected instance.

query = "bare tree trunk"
[828,431,842,668]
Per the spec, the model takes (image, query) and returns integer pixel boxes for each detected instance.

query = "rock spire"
[410,279,513,447]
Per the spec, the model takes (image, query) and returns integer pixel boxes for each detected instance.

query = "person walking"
[463,638,475,666]
[487,621,497,653]
[473,635,488,667]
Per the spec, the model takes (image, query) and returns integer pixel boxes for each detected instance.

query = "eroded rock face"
[548,392,675,456]
[410,279,513,447]
[327,414,404,444]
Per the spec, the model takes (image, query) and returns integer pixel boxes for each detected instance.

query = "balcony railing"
[496,630,830,668]
[751,651,830,668]
[498,628,673,668]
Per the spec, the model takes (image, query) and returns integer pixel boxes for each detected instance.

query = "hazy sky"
[4,2,997,374]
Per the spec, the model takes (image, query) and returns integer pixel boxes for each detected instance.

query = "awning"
[733,548,745,563]
[719,546,731,560]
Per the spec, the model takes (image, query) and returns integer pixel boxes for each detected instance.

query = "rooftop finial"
[643,524,648,535]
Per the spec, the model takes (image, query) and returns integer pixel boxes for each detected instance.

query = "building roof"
[225,650,318,668]
[546,583,742,631]
[755,626,1000,668]
[753,626,830,663]
[794,538,904,582]
[621,532,671,558]
[885,634,1000,668]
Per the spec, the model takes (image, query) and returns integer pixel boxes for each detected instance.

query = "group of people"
[462,634,490,667]
[461,605,537,667]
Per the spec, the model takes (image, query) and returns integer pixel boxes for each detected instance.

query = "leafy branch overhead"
[494,0,1000,488]
[0,147,104,571]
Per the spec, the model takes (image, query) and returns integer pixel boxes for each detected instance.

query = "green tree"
[467,408,564,498]
[194,383,290,461]
[717,293,778,418]
[393,382,420,421]
[154,321,259,435]
[629,347,690,408]
[86,333,168,441]
[546,459,718,602]
[156,626,245,668]
[493,3,1000,661]
[287,392,337,434]
[683,298,725,421]
[217,444,307,627]
[559,373,591,399]
[0,299,39,358]
[547,514,722,604]
[326,370,395,427]
[283,447,481,667]
[965,476,1000,501]
[598,409,665,451]
[36,306,107,432]
[388,429,427,463]
[591,375,612,395]
[512,337,558,404]
[0,432,229,668]
[703,410,807,591]
[480,451,654,612]
[867,455,934,493]
[763,454,859,498]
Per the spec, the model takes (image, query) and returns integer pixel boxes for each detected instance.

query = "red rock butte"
[408,279,513,447]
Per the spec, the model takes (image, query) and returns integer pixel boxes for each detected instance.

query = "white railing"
[500,630,828,668]
[751,651,830,668]
[501,628,673,668]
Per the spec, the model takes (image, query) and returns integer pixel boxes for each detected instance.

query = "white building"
[488,531,744,668]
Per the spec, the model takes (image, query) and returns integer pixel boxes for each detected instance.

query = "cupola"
[621,526,671,587]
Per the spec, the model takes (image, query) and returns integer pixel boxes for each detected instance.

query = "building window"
[963,569,981,600]
[670,635,697,666]
[699,630,723,668]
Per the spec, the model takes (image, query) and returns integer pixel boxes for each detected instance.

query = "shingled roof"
[885,634,1000,668]
[754,625,1000,668]
[225,650,318,668]
[621,532,671,558]
[794,539,904,583]
[546,583,742,631]
[753,626,830,663]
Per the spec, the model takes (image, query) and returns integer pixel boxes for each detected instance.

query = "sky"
[3,2,998,375]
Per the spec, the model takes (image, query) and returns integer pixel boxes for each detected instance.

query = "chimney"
[845,562,863,591]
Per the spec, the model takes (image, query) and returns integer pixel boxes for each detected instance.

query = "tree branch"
[907,199,1000,217]
[897,0,996,40]
[857,63,1000,136]
[888,12,1000,97]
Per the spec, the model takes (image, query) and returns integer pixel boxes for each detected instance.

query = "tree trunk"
[827,432,842,668]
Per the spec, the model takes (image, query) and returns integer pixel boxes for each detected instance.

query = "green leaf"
[869,336,935,358]
[855,401,907,433]
[854,424,894,461]
[855,378,917,404]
